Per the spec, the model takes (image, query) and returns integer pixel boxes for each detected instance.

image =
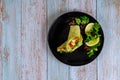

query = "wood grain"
[21,0,47,80]
[0,0,2,79]
[0,0,119,80]
[97,0,120,80]
[68,0,97,80]
[68,0,96,17]
[47,0,69,80]
[1,0,22,80]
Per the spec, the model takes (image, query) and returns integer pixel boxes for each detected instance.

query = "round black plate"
[48,11,104,66]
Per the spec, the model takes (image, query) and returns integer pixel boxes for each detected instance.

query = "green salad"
[75,16,101,57]
[84,23,101,57]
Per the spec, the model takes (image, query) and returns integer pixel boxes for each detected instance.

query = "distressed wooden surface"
[68,0,97,80]
[47,0,69,80]
[1,0,47,80]
[2,0,22,80]
[0,0,120,80]
[97,0,120,80]
[21,0,47,80]
[0,0,2,79]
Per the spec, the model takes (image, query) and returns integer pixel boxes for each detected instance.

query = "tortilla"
[57,25,83,53]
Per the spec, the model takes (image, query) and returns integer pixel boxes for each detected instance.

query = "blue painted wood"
[68,0,97,80]
[21,0,47,80]
[0,0,119,80]
[1,0,22,80]
[1,0,47,80]
[0,0,2,79]
[47,0,69,80]
[97,0,120,80]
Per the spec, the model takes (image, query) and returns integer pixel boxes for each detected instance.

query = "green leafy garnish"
[80,16,89,24]
[94,23,100,32]
[87,42,101,57]
[85,22,101,42]
[75,18,81,25]
[85,33,101,42]
[87,49,94,57]
[85,22,101,57]
[75,16,89,25]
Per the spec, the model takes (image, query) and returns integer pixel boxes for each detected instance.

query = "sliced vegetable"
[85,37,100,47]
[85,23,94,34]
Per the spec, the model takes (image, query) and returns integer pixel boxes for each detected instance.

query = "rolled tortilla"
[57,25,83,53]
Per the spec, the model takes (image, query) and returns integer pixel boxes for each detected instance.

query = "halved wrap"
[57,25,83,53]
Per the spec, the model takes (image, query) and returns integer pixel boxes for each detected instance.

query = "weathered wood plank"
[47,0,69,80]
[1,0,22,80]
[68,0,97,80]
[21,0,47,80]
[97,0,120,80]
[1,0,120,80]
[68,0,96,17]
[0,0,3,79]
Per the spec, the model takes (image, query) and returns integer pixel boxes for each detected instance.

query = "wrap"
[57,25,83,53]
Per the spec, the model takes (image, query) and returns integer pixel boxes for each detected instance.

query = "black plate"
[48,11,104,66]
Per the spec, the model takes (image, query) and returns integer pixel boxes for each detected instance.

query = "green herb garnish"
[75,17,81,25]
[85,22,101,57]
[80,16,89,24]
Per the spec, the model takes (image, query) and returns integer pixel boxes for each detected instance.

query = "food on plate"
[57,15,101,57]
[85,23,94,34]
[85,37,100,47]
[57,25,83,53]
[75,16,89,25]
[84,23,101,57]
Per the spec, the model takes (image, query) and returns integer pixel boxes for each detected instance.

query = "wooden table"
[0,0,120,80]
